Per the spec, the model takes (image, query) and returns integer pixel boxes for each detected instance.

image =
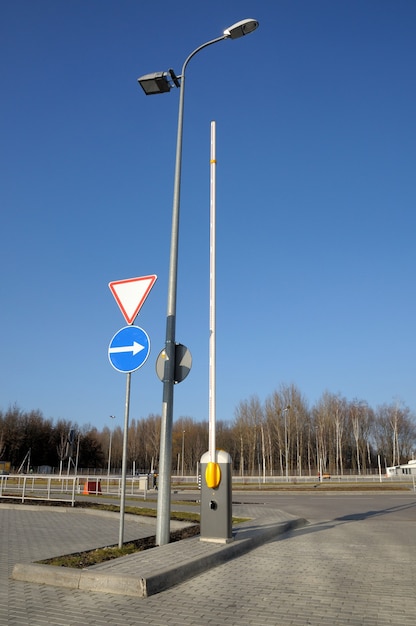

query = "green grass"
[74,501,201,523]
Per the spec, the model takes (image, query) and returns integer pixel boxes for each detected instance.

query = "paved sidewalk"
[9,502,304,597]
[3,495,416,625]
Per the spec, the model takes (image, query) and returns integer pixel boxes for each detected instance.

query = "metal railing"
[0,475,79,505]
[0,474,157,505]
[1,472,412,505]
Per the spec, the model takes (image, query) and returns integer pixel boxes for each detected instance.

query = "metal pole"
[285,411,288,481]
[107,415,116,478]
[209,120,217,462]
[75,434,80,476]
[283,407,289,481]
[119,372,131,548]
[156,34,227,547]
[107,431,113,478]
[181,430,185,477]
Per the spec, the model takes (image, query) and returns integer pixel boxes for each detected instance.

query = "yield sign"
[109,274,157,324]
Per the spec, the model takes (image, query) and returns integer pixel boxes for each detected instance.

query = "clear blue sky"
[1,0,415,431]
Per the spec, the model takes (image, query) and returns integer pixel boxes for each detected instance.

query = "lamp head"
[223,18,259,40]
[137,20,259,97]
[137,72,172,95]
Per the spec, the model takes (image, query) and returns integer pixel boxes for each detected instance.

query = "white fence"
[1,472,413,506]
[0,474,155,506]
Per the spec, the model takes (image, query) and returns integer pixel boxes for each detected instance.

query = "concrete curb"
[12,562,81,589]
[11,517,307,597]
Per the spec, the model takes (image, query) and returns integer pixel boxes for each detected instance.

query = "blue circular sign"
[108,326,150,373]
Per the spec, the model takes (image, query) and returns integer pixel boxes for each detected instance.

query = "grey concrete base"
[12,517,307,597]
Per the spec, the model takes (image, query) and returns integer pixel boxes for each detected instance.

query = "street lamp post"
[107,415,116,478]
[74,432,81,476]
[282,407,290,481]
[181,430,185,478]
[138,18,259,546]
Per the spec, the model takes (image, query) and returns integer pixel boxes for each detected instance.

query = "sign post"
[108,275,156,548]
[119,371,131,548]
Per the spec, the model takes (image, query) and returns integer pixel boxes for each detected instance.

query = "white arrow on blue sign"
[108,326,150,373]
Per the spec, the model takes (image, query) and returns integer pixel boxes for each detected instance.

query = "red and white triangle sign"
[109,274,157,324]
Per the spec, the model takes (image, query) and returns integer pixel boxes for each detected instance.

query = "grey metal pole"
[119,372,131,548]
[75,434,80,476]
[156,34,227,547]
[107,430,112,478]
[107,414,116,479]
[283,407,289,482]
[181,430,185,477]
[285,411,288,480]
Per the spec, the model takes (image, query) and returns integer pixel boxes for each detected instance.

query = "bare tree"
[264,392,284,476]
[233,396,263,476]
[349,401,364,475]
[374,402,416,466]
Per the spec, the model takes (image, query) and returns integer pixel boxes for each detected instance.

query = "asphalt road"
[230,489,416,523]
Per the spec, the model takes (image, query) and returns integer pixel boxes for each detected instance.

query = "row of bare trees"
[0,406,104,472]
[1,385,416,475]
[234,386,416,477]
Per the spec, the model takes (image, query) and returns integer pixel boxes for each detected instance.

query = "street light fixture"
[138,69,180,96]
[138,18,259,546]
[138,19,258,95]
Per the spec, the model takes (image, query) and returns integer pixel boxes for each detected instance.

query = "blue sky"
[1,0,416,431]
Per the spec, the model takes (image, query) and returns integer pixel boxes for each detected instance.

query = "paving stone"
[3,495,416,625]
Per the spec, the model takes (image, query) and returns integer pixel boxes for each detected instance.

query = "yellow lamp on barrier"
[205,461,221,489]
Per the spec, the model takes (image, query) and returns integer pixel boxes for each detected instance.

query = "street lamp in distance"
[181,430,185,478]
[107,415,116,478]
[282,406,290,482]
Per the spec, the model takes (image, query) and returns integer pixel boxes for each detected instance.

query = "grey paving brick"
[3,495,416,625]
